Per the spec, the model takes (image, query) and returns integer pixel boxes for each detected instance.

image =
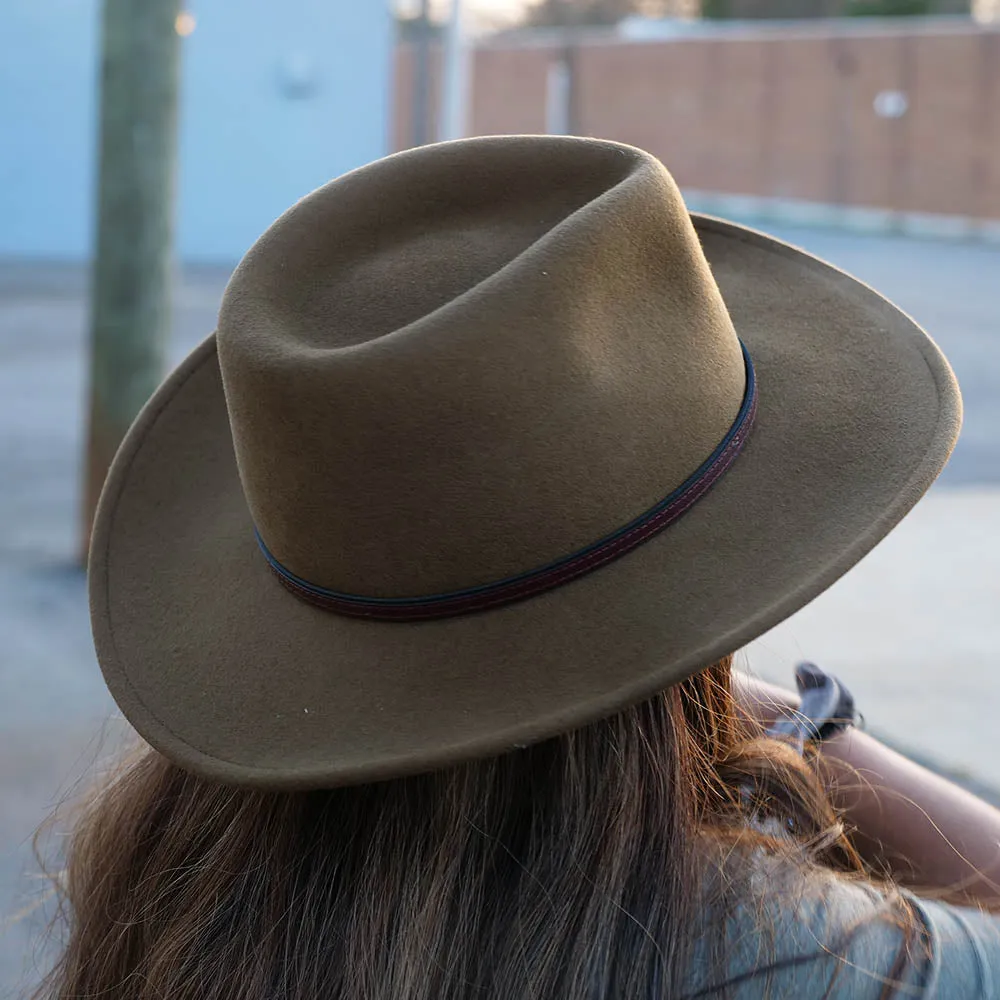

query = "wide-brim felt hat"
[89,135,960,790]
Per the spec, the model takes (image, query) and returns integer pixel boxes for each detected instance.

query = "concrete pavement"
[1,225,998,995]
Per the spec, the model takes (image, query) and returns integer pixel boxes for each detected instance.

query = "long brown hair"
[32,657,892,1000]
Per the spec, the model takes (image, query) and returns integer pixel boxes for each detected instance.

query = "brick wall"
[394,21,1000,221]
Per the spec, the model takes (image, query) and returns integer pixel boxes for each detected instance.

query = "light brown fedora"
[89,135,960,790]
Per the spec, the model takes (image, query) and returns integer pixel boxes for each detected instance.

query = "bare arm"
[735,673,1000,909]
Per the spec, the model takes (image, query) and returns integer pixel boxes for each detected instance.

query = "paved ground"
[0,226,998,995]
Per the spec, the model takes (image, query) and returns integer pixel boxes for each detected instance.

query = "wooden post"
[81,0,182,558]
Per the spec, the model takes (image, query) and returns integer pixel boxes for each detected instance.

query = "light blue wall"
[0,0,392,262]
[0,0,99,260]
[177,0,392,261]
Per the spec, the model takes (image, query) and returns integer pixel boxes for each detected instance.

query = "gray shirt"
[687,860,1000,998]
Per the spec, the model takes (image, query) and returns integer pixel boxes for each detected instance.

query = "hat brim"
[89,217,960,790]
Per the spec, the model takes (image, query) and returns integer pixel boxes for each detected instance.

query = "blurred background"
[1,0,997,994]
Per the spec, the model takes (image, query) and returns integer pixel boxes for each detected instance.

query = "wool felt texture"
[88,135,961,790]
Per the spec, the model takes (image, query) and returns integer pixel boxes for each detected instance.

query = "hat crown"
[217,136,745,598]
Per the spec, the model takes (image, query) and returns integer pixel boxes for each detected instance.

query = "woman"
[35,136,1000,997]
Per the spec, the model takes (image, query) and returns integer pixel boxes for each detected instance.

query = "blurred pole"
[438,0,469,141]
[412,0,432,146]
[545,52,572,134]
[81,0,182,558]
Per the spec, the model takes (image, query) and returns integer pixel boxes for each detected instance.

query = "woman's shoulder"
[686,850,1000,999]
